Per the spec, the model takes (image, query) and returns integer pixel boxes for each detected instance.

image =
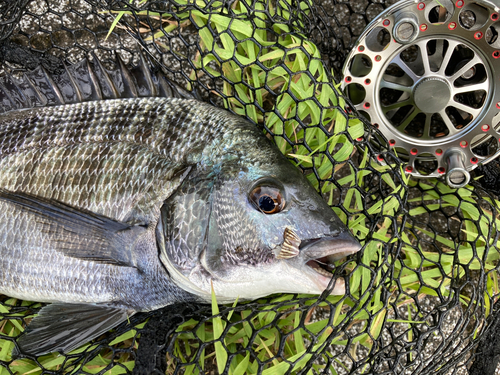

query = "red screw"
[496,102,500,109]
[438,167,446,174]
[410,148,418,155]
[418,2,425,10]
[374,123,379,129]
[377,154,384,162]
[475,32,483,40]
[365,78,371,85]
[405,166,414,173]
[383,19,390,27]
[455,0,464,8]
[493,51,500,59]
[363,102,371,109]
[491,13,499,21]
[356,137,363,141]
[449,22,457,30]
[345,76,352,83]
[460,140,468,148]
[470,157,478,164]
[375,55,382,62]
[358,45,365,52]
[389,139,396,146]
[435,149,443,156]
[420,24,428,31]
[482,124,490,131]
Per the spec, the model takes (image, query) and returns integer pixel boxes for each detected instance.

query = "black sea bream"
[0,54,361,355]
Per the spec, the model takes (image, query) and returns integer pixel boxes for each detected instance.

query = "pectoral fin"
[0,189,146,266]
[14,303,133,357]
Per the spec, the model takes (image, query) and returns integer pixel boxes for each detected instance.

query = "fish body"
[0,54,361,355]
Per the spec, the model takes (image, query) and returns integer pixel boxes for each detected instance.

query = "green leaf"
[211,283,227,374]
[347,121,364,139]
[105,1,132,41]
[333,141,353,162]
[232,353,251,375]
[108,322,146,345]
[260,49,285,62]
[293,312,306,353]
[288,153,312,163]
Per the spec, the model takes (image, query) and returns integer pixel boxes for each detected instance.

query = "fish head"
[204,156,361,301]
[158,155,361,304]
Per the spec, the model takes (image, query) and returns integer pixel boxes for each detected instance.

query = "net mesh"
[0,0,499,374]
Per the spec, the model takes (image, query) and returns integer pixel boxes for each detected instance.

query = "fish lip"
[299,237,327,252]
[300,233,361,278]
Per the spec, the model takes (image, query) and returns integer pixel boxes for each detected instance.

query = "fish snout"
[301,231,361,260]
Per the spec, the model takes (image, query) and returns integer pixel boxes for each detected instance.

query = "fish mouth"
[306,255,338,277]
[301,234,361,282]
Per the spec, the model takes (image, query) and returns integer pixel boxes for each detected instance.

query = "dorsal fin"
[41,65,65,105]
[87,58,104,101]
[65,58,102,102]
[90,52,119,99]
[131,51,158,97]
[0,51,196,115]
[22,70,48,107]
[0,74,26,111]
[0,81,16,113]
[115,54,139,98]
[24,65,65,106]
[62,62,83,102]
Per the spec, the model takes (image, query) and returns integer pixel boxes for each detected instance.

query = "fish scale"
[0,98,221,220]
[212,180,264,265]
[0,213,116,303]
[0,55,361,356]
[0,97,230,310]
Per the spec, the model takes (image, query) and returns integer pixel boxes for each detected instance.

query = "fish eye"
[249,181,285,214]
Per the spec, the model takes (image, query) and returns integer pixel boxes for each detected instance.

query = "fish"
[0,52,362,356]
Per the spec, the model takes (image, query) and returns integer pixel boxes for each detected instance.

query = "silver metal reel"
[342,0,500,188]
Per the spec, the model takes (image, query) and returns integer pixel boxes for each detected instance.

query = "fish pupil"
[259,196,275,212]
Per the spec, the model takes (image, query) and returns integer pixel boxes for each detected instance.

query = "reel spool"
[342,0,500,188]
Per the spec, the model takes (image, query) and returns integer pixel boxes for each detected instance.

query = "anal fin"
[14,303,132,357]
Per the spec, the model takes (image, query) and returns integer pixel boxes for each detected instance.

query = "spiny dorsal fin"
[22,68,48,107]
[62,61,83,102]
[90,51,119,99]
[86,58,104,101]
[115,53,139,98]
[0,81,16,112]
[40,65,65,105]
[65,58,102,102]
[0,73,26,112]
[0,50,196,114]
[131,51,158,97]
[25,65,62,106]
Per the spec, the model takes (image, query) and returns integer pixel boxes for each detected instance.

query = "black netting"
[0,0,499,374]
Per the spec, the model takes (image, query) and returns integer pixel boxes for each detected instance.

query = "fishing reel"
[342,0,500,188]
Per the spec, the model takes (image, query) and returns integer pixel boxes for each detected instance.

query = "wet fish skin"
[0,97,229,310]
[0,96,247,355]
[0,56,362,356]
[0,98,218,222]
